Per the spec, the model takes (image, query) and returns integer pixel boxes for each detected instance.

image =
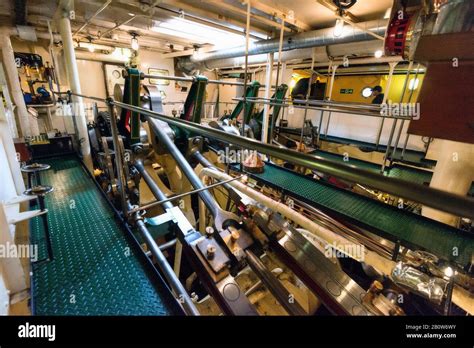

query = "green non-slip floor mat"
[30,156,180,315]
[250,163,474,267]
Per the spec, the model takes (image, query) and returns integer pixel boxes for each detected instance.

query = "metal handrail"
[233,97,412,120]
[61,91,474,219]
[143,74,249,87]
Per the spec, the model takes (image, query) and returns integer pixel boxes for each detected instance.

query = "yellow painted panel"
[290,70,425,104]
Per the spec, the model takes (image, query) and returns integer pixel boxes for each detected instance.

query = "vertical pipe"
[392,62,417,159]
[327,64,338,101]
[398,61,414,104]
[380,119,397,173]
[261,53,274,143]
[375,61,398,149]
[299,48,316,145]
[269,19,286,143]
[241,0,251,138]
[324,112,332,138]
[1,35,32,137]
[132,206,200,316]
[406,63,421,103]
[400,133,410,159]
[317,60,333,146]
[0,61,18,138]
[316,109,324,146]
[58,15,93,172]
[173,241,183,277]
[323,64,338,139]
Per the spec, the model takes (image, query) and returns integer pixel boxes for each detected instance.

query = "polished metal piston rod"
[127,201,200,316]
[112,100,474,219]
[64,92,474,219]
[143,73,261,87]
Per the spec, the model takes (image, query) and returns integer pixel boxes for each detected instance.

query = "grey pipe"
[245,250,307,316]
[143,74,247,87]
[146,117,220,217]
[68,93,474,219]
[111,100,474,220]
[187,19,387,63]
[135,160,174,210]
[131,207,200,316]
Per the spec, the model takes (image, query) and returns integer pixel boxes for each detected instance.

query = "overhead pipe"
[98,14,142,39]
[183,19,388,64]
[201,40,388,70]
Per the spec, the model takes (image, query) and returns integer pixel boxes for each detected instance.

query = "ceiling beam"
[161,45,217,58]
[316,0,384,40]
[247,0,311,31]
[117,0,270,39]
[153,2,264,40]
[316,0,359,22]
[206,0,292,33]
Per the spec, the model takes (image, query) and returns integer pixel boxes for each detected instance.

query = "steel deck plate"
[30,156,180,315]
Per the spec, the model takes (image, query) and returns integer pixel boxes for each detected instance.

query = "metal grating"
[30,156,179,315]
[250,163,474,267]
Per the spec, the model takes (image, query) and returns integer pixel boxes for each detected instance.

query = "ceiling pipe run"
[178,19,388,72]
[188,19,387,63]
[201,40,386,70]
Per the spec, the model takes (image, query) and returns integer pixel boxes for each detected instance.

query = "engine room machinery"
[73,56,474,317]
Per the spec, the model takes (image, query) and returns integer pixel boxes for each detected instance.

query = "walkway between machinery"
[30,156,181,315]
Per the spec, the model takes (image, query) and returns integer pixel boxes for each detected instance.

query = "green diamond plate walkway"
[249,163,474,267]
[30,156,180,315]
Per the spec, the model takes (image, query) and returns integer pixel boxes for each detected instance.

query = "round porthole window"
[361,87,372,98]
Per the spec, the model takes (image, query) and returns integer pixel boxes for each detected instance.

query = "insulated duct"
[178,19,388,71]
[200,40,385,70]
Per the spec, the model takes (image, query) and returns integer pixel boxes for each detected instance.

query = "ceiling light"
[85,36,95,53]
[130,33,139,50]
[374,50,383,58]
[334,18,344,38]
[151,18,255,50]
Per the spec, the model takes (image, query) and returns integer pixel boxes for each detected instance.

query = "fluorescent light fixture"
[151,18,255,50]
[374,50,383,58]
[334,18,344,37]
